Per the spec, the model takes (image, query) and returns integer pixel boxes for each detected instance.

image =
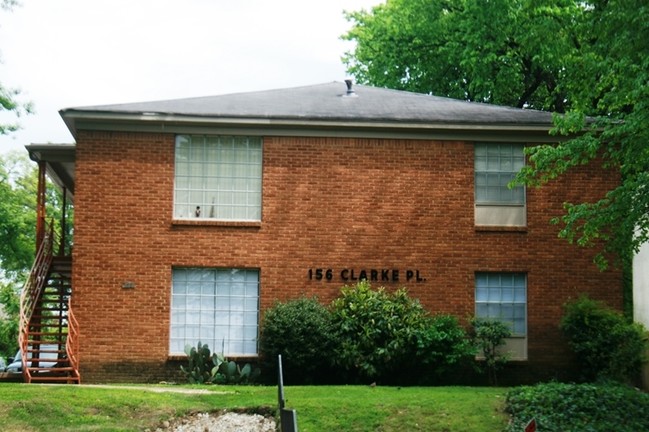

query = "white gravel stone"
[156,411,277,432]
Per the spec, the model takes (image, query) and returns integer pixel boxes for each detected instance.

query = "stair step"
[29,376,80,384]
[27,327,67,331]
[29,332,68,342]
[25,354,67,360]
[26,340,65,345]
[28,367,75,374]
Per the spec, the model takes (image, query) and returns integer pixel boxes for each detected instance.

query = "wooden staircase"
[19,222,80,384]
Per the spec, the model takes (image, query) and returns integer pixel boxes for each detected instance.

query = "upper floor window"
[174,135,262,221]
[474,143,526,227]
[474,143,525,205]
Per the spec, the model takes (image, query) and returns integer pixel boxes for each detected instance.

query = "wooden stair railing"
[65,296,81,383]
[19,221,55,383]
[19,220,80,384]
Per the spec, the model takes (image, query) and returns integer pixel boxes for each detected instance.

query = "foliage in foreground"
[180,342,260,385]
[470,318,512,386]
[0,383,508,432]
[505,382,649,432]
[330,281,475,384]
[560,295,648,383]
[258,296,336,384]
[258,282,476,386]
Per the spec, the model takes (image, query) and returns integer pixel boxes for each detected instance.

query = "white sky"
[0,0,383,154]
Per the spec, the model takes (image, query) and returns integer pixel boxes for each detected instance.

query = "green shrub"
[561,295,648,382]
[330,281,473,384]
[259,296,336,384]
[470,318,511,385]
[505,382,649,432]
[415,314,475,384]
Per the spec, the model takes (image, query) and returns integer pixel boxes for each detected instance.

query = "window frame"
[474,143,527,227]
[173,135,263,222]
[169,267,260,357]
[474,271,528,361]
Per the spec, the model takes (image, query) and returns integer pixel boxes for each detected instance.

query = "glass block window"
[475,272,527,336]
[174,135,262,221]
[170,268,259,356]
[475,144,525,204]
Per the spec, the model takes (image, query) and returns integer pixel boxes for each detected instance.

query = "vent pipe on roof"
[343,79,357,97]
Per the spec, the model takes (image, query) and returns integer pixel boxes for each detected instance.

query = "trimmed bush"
[505,382,649,432]
[415,314,475,384]
[258,296,336,384]
[470,318,512,385]
[330,281,474,384]
[561,295,648,382]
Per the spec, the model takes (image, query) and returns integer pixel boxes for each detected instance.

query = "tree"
[0,152,36,358]
[515,0,649,269]
[343,0,649,268]
[343,0,590,112]
[0,152,37,279]
[0,152,70,358]
[0,0,32,135]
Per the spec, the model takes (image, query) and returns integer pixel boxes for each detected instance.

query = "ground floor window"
[170,267,259,356]
[475,272,527,335]
[475,272,528,360]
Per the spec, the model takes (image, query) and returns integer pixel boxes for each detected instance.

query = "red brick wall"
[71,131,621,383]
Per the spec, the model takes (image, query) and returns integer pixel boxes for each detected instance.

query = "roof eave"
[60,110,561,143]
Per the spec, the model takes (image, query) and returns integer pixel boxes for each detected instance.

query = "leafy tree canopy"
[0,0,32,135]
[0,152,70,358]
[343,0,649,268]
[0,152,37,279]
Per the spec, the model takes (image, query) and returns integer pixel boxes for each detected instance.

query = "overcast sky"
[0,0,383,154]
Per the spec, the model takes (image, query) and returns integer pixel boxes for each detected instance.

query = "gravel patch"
[152,411,277,432]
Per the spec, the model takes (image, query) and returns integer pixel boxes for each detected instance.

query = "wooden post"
[35,161,47,253]
[59,187,67,257]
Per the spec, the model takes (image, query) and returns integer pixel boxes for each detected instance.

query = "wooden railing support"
[19,220,54,383]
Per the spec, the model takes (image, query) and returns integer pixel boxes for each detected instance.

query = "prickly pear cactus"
[180,341,215,384]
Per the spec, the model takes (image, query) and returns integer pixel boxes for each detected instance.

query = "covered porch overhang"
[25,143,76,255]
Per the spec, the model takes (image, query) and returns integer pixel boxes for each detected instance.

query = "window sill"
[168,354,259,361]
[172,219,262,229]
[475,225,528,233]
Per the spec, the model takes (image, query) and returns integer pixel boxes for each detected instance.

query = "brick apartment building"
[24,81,620,383]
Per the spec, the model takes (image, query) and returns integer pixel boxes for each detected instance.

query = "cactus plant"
[180,342,260,384]
[180,341,217,384]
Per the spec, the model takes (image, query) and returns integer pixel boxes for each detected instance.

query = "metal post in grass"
[278,354,298,432]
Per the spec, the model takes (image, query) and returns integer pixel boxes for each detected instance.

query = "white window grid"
[174,135,262,221]
[170,268,259,356]
[474,144,525,205]
[475,272,527,336]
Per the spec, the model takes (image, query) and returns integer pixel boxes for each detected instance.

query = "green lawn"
[0,383,509,431]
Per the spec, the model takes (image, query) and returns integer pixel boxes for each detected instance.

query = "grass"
[0,383,509,431]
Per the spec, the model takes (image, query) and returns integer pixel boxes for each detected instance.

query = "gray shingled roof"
[62,81,553,125]
[59,81,568,144]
